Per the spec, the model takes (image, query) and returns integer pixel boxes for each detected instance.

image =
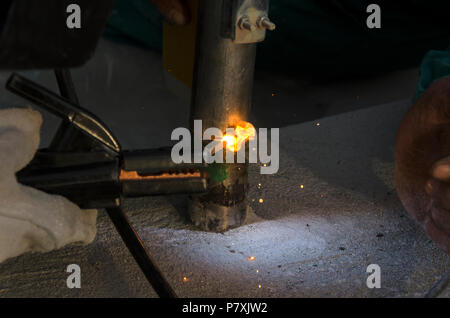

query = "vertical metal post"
[189,0,257,231]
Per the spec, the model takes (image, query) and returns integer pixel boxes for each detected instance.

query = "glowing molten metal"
[221,121,256,152]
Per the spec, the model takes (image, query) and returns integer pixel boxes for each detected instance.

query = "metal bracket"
[222,0,275,44]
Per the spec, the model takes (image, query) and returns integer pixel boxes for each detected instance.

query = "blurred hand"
[151,0,189,25]
[395,77,450,253]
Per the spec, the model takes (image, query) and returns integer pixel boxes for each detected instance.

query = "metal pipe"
[189,0,257,231]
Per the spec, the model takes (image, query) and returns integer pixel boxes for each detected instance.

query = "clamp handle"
[6,73,121,153]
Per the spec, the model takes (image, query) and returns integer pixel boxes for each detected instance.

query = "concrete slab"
[0,99,448,297]
[0,39,448,298]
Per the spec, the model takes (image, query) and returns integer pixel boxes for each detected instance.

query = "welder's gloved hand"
[395,78,450,253]
[151,0,190,25]
[0,108,97,264]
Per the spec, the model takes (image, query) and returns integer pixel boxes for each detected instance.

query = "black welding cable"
[50,69,91,152]
[424,269,450,298]
[106,207,177,298]
[54,68,80,104]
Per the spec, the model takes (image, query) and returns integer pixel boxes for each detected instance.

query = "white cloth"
[0,108,97,263]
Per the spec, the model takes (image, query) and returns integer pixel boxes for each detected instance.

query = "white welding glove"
[0,108,97,264]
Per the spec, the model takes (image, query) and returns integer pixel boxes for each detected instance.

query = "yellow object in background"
[162,0,199,89]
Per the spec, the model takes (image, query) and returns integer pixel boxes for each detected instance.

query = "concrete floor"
[0,39,448,297]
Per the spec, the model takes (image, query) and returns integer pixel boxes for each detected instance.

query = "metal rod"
[106,207,177,298]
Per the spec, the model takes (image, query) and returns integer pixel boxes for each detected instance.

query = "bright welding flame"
[221,121,256,152]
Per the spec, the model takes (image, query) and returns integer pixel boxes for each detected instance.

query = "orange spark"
[248,256,255,261]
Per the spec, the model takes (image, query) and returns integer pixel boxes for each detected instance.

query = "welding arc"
[424,269,450,298]
[106,207,177,298]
